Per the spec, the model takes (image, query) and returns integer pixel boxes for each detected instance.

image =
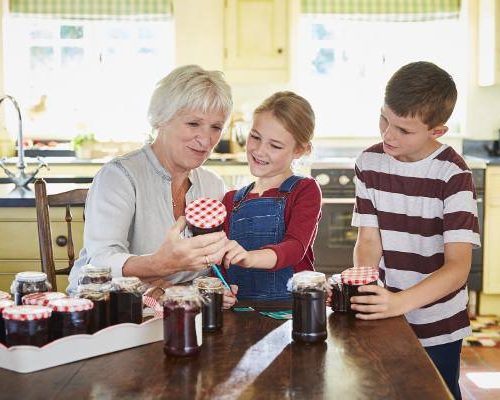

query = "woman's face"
[158,109,226,172]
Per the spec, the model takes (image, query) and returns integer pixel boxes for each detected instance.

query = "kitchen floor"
[460,346,500,399]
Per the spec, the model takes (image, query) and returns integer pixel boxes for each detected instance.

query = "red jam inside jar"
[76,283,111,334]
[2,305,52,347]
[291,271,327,344]
[193,277,224,332]
[110,277,144,325]
[185,198,226,237]
[162,286,202,357]
[47,298,94,340]
[11,271,51,305]
[0,299,15,345]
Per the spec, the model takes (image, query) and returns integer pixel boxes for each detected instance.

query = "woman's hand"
[153,216,228,275]
[350,285,406,320]
[222,284,238,309]
[221,240,252,269]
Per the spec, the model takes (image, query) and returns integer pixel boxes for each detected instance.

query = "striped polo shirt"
[352,142,480,347]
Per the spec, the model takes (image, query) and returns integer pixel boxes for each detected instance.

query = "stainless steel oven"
[311,163,357,275]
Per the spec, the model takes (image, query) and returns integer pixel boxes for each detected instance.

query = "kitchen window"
[4,15,174,141]
[295,15,467,137]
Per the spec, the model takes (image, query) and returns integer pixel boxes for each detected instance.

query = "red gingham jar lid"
[48,298,94,312]
[0,299,15,312]
[22,292,67,306]
[341,266,379,285]
[185,198,227,229]
[2,305,52,321]
[0,290,11,300]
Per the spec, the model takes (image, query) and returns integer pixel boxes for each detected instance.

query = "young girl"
[221,91,321,300]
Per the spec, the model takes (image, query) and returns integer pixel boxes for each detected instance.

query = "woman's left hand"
[350,285,406,320]
[222,284,238,309]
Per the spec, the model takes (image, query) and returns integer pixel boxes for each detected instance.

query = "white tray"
[0,317,163,373]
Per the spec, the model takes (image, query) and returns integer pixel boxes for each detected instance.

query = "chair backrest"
[35,178,88,291]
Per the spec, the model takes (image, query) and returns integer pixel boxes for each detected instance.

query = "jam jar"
[329,274,347,313]
[291,271,327,344]
[0,290,11,300]
[3,305,52,347]
[193,276,224,332]
[47,298,94,340]
[340,266,379,314]
[185,198,227,236]
[78,265,112,285]
[110,277,145,325]
[11,271,51,305]
[161,286,203,357]
[76,283,111,334]
[0,299,15,345]
[22,292,67,307]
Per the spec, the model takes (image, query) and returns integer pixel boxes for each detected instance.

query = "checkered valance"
[9,0,172,20]
[301,0,461,21]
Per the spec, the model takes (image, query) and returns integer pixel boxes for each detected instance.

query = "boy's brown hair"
[254,91,315,153]
[385,61,457,129]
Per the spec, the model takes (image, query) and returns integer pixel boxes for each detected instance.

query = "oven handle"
[321,198,356,204]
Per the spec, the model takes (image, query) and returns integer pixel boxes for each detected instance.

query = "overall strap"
[278,175,304,193]
[233,182,255,203]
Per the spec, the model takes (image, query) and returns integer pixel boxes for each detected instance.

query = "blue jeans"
[425,339,462,399]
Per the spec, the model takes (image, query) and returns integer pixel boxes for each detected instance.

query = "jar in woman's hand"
[185,198,227,236]
[291,271,327,344]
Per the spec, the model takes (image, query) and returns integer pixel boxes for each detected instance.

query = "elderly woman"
[68,65,236,306]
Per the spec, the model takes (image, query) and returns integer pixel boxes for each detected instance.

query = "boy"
[350,61,480,400]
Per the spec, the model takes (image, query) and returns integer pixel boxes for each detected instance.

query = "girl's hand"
[222,240,252,269]
[350,285,406,320]
[223,285,238,309]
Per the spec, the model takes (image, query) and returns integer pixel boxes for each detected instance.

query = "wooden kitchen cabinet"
[224,0,290,83]
[0,207,83,292]
[483,165,500,293]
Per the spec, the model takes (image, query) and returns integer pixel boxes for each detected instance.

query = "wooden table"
[0,309,451,399]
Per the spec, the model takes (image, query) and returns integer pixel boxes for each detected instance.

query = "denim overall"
[227,175,303,300]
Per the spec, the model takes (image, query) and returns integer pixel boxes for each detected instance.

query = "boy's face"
[379,104,447,162]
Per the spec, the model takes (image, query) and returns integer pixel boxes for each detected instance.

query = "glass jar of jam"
[11,271,51,305]
[291,271,327,344]
[2,305,52,347]
[110,277,145,325]
[185,198,227,236]
[340,266,379,314]
[329,274,347,313]
[0,290,11,300]
[0,299,15,345]
[76,283,111,334]
[22,292,67,307]
[161,286,203,357]
[77,264,112,285]
[47,297,94,340]
[193,276,224,332]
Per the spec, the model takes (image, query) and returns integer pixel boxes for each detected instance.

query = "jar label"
[195,313,202,347]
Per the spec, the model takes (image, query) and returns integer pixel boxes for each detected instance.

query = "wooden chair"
[34,178,88,291]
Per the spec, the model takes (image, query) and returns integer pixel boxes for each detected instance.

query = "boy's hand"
[350,285,407,320]
[222,240,253,269]
[223,285,238,309]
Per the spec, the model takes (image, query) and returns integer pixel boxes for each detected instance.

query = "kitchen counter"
[0,182,89,207]
[0,307,451,399]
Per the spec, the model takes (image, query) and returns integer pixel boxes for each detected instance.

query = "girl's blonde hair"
[254,91,315,153]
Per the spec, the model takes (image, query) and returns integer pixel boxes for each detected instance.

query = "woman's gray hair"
[147,65,233,129]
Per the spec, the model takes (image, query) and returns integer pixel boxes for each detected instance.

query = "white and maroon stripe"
[2,305,52,321]
[48,298,94,312]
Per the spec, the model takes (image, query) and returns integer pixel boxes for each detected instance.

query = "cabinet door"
[483,167,500,293]
[224,0,288,80]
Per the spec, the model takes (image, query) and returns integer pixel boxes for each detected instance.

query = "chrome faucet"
[0,95,48,194]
